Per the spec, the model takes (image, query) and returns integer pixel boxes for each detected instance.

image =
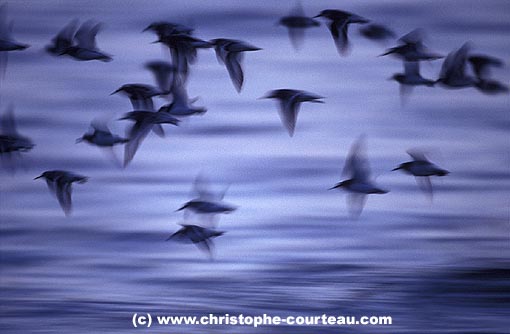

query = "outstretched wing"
[1,104,18,136]
[225,51,244,92]
[75,20,101,50]
[342,135,370,182]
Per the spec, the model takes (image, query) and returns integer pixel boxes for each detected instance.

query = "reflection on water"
[1,0,509,333]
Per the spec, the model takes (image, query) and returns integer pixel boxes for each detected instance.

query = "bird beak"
[34,175,42,180]
[110,88,120,95]
[313,14,322,18]
[391,166,400,171]
[75,137,83,144]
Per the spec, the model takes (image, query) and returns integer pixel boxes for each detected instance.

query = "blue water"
[1,0,509,333]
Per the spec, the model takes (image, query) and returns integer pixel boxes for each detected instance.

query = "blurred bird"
[0,105,34,172]
[34,170,88,216]
[0,105,34,154]
[76,120,129,167]
[380,29,442,61]
[314,9,369,55]
[119,110,180,167]
[210,38,261,92]
[278,2,320,50]
[0,4,29,51]
[166,224,225,259]
[391,61,435,103]
[436,42,476,88]
[468,54,508,94]
[177,174,237,226]
[144,60,178,95]
[392,150,449,199]
[0,4,29,80]
[359,23,395,41]
[262,89,324,137]
[143,21,194,39]
[111,84,163,110]
[158,81,206,117]
[59,20,112,62]
[145,23,210,80]
[330,136,388,218]
[46,19,79,56]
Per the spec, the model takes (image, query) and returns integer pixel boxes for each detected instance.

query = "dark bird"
[468,54,508,94]
[0,105,34,172]
[392,150,449,199]
[210,38,261,92]
[391,61,435,103]
[166,224,225,259]
[60,20,112,62]
[46,19,78,56]
[177,174,237,226]
[34,170,88,216]
[0,105,34,154]
[158,81,206,117]
[76,120,129,167]
[143,21,194,40]
[314,9,369,55]
[278,2,320,50]
[380,29,442,61]
[144,60,178,95]
[0,4,29,80]
[145,23,210,81]
[359,23,395,41]
[111,84,163,110]
[0,4,29,51]
[329,136,388,217]
[261,89,324,137]
[436,42,476,88]
[119,110,180,167]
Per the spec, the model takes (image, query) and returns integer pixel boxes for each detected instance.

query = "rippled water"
[1,0,509,333]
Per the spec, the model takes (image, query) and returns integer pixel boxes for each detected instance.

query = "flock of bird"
[0,3,507,257]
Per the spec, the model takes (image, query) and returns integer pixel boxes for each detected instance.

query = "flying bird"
[111,83,163,110]
[392,150,449,199]
[76,120,129,167]
[34,170,88,216]
[0,4,29,80]
[177,174,237,226]
[46,19,79,56]
[391,61,435,104]
[278,2,320,50]
[314,9,369,55]
[167,224,225,259]
[210,38,261,92]
[262,89,324,137]
[468,54,508,94]
[0,105,34,172]
[359,23,395,41]
[158,81,206,117]
[380,29,442,61]
[119,110,180,167]
[329,136,388,218]
[436,42,476,89]
[59,20,112,62]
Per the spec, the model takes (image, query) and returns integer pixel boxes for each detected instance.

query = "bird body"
[263,89,324,137]
[210,38,260,92]
[34,170,88,216]
[0,106,34,154]
[315,9,369,55]
[167,224,224,258]
[177,200,236,214]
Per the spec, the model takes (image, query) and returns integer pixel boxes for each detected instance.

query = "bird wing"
[277,93,300,137]
[343,136,370,182]
[123,119,153,167]
[56,180,73,216]
[225,51,244,92]
[415,176,433,200]
[289,1,305,17]
[1,105,18,136]
[75,21,101,50]
[404,61,421,78]
[347,193,367,218]
[52,19,78,49]
[440,43,470,81]
[328,19,349,55]
[287,27,306,50]
[0,4,10,40]
[406,149,428,162]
